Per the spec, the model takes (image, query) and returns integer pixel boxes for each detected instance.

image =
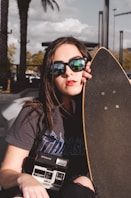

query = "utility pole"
[103,0,109,48]
[98,11,104,47]
[119,31,123,66]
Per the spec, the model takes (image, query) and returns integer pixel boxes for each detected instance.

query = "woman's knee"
[73,176,95,192]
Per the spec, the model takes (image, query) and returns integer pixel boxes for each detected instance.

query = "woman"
[0,36,95,198]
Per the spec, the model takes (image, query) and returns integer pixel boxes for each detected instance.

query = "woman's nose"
[64,65,73,76]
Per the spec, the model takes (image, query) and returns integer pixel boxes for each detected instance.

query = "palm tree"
[16,0,59,88]
[16,0,31,84]
[0,0,10,90]
[0,0,9,60]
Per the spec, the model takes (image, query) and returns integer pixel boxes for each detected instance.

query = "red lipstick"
[66,80,76,86]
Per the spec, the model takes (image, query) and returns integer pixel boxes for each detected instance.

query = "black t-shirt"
[62,107,88,178]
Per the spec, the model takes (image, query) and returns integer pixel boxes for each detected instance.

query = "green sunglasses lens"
[70,58,86,71]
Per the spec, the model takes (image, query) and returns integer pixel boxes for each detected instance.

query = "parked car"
[25,73,40,83]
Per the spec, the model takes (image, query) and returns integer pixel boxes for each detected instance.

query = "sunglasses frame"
[50,57,88,76]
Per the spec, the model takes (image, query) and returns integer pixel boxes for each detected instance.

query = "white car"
[25,73,40,83]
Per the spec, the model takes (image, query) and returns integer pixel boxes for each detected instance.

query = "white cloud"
[27,17,96,51]
[7,0,131,63]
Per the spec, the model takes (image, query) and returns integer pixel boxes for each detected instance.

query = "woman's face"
[52,43,84,99]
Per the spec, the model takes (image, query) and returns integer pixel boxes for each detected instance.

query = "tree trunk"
[0,0,9,60]
[17,0,31,82]
[0,0,10,91]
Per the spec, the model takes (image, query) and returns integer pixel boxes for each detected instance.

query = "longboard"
[82,47,131,198]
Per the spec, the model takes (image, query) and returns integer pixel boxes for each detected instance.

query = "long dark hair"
[39,36,91,130]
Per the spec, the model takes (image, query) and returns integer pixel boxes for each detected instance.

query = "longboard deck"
[82,47,131,198]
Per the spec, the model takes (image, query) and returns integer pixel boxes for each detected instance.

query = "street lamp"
[113,8,117,53]
[113,10,131,64]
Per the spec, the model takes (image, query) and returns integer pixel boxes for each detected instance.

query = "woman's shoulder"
[16,99,44,123]
[24,99,43,109]
[22,99,43,116]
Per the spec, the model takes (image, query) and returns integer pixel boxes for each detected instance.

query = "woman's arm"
[0,145,29,189]
[0,145,50,198]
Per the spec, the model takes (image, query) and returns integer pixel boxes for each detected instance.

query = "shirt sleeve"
[6,105,43,151]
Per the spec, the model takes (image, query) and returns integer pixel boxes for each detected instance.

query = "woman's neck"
[62,95,73,113]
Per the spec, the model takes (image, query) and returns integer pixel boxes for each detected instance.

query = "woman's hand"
[17,173,50,198]
[82,61,92,83]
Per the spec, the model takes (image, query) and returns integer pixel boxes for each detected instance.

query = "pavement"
[0,88,38,164]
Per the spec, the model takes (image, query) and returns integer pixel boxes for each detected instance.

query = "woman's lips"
[66,80,76,86]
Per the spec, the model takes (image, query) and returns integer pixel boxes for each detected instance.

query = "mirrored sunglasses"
[49,57,87,76]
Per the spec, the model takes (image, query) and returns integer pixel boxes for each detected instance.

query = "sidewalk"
[0,88,38,164]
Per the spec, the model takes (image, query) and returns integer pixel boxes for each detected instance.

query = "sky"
[6,0,131,63]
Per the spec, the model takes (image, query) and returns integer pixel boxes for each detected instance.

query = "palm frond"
[41,0,59,12]
[52,0,60,11]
